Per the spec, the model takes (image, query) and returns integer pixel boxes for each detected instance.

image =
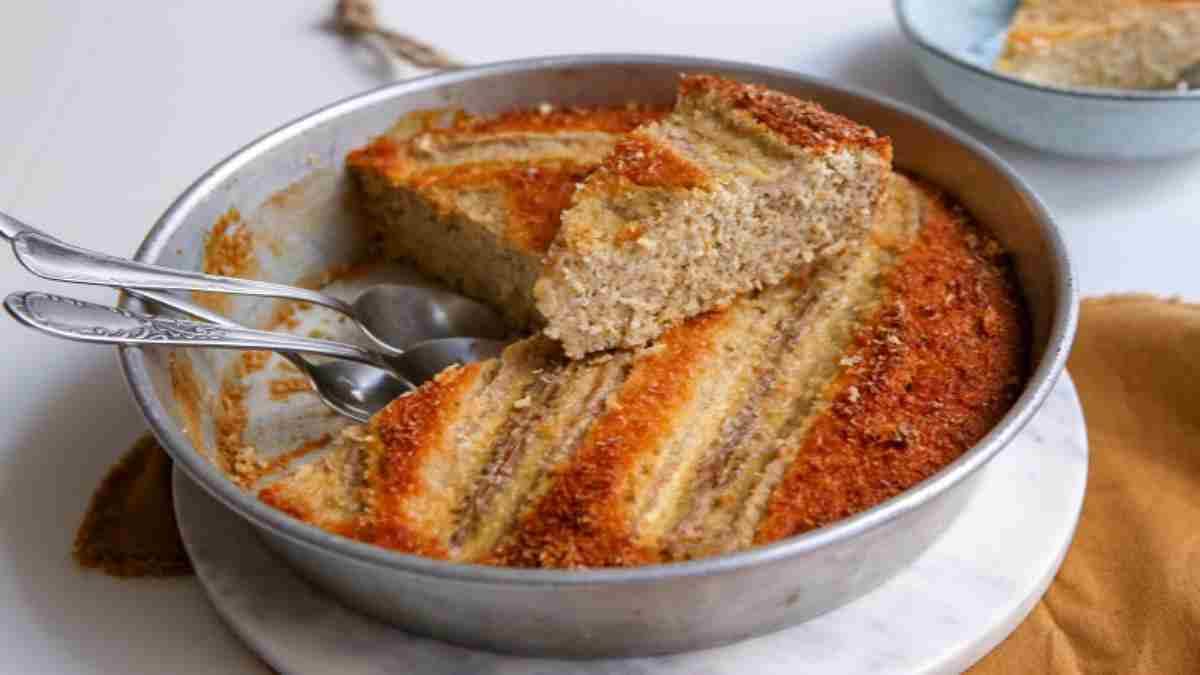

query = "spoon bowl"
[392,337,507,385]
[353,283,509,356]
[306,360,414,422]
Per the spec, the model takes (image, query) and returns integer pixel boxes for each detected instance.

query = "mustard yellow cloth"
[973,295,1200,673]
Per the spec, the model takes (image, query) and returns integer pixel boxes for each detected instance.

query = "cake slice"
[348,76,893,357]
[996,0,1200,90]
[535,74,892,357]
[347,104,668,328]
[260,175,1029,567]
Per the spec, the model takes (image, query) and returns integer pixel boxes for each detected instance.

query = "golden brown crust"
[345,105,667,170]
[346,106,668,255]
[679,74,892,158]
[754,181,1027,542]
[535,74,894,356]
[260,174,1029,568]
[358,364,484,559]
[489,310,733,568]
[389,160,594,254]
[259,483,310,521]
[589,134,709,192]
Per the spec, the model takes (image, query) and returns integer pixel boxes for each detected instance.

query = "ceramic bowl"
[896,0,1200,160]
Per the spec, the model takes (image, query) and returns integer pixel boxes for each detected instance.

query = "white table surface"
[0,1,1195,673]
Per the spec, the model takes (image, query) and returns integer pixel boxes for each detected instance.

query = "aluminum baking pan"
[118,54,1077,657]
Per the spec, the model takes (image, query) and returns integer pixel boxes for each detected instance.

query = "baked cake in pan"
[996,0,1200,90]
[260,174,1028,568]
[349,75,892,357]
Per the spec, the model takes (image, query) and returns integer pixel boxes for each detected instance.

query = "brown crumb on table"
[74,434,192,578]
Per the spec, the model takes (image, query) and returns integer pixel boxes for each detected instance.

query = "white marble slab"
[175,375,1087,675]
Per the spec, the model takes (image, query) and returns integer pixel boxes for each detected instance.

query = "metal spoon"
[0,211,509,355]
[124,287,412,423]
[4,291,506,420]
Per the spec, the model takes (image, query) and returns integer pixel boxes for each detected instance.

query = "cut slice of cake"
[261,174,1030,568]
[347,104,669,328]
[348,76,893,357]
[996,0,1200,90]
[535,74,892,357]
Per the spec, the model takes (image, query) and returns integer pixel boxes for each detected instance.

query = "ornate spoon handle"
[5,291,387,369]
[123,287,317,375]
[9,229,355,316]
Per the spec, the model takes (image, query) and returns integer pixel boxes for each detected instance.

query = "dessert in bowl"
[896,0,1200,159]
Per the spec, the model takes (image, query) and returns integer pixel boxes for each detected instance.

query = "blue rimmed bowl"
[896,0,1200,160]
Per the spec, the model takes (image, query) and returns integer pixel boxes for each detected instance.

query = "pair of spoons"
[1,211,510,422]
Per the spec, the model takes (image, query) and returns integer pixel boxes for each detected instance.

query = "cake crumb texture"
[535,74,893,357]
[997,0,1200,89]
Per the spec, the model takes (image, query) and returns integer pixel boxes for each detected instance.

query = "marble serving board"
[175,374,1087,675]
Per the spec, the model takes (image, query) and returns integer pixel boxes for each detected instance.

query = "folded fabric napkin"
[75,295,1200,670]
[972,295,1200,673]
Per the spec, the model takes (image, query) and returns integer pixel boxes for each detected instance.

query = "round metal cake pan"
[119,55,1078,657]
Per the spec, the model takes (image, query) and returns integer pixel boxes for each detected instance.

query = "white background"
[1,1,1197,672]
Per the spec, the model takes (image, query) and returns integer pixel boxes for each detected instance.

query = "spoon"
[125,287,413,423]
[0,210,509,355]
[5,291,506,421]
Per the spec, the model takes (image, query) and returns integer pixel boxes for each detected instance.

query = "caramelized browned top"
[590,134,709,192]
[259,172,1027,568]
[345,105,667,172]
[754,185,1027,542]
[680,74,892,158]
[345,136,404,171]
[346,105,669,254]
[489,310,734,568]
[408,160,595,253]
[445,105,667,135]
[365,364,484,557]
